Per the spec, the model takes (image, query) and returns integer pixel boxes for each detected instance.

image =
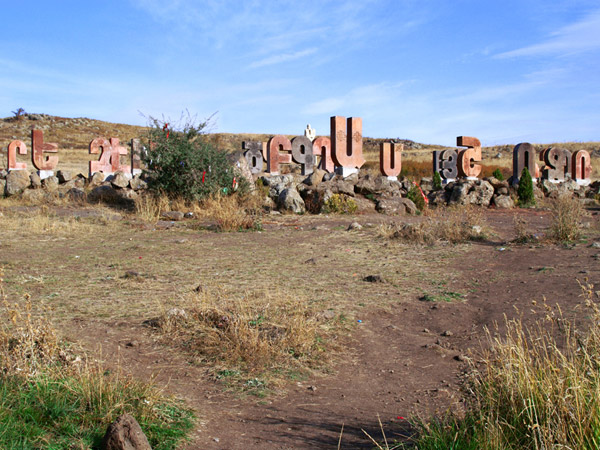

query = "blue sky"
[1,1,599,145]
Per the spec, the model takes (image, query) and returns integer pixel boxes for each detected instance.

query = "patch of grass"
[379,205,488,244]
[420,291,464,302]
[199,194,262,231]
[547,195,586,243]
[512,215,538,244]
[403,282,600,450]
[146,287,333,390]
[0,271,194,450]
[322,194,358,214]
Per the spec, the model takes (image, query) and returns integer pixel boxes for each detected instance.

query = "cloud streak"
[497,9,600,58]
[248,48,318,69]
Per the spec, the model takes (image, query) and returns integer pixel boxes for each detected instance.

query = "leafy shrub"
[323,194,358,214]
[517,167,535,207]
[142,115,238,201]
[432,171,442,190]
[407,184,426,211]
[492,168,504,181]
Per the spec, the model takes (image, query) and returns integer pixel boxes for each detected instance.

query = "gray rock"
[227,151,255,192]
[323,172,336,182]
[468,180,494,206]
[60,176,86,190]
[42,176,59,192]
[21,188,46,202]
[29,173,42,189]
[0,169,7,179]
[376,197,417,215]
[110,171,131,189]
[89,171,105,186]
[347,221,363,231]
[303,169,325,187]
[66,188,87,202]
[88,185,136,204]
[493,195,514,209]
[355,174,394,195]
[485,176,509,190]
[56,170,72,183]
[5,170,31,196]
[428,190,449,206]
[278,188,306,214]
[419,177,434,191]
[101,414,152,450]
[448,181,473,205]
[129,176,148,191]
[161,211,185,221]
[0,179,5,197]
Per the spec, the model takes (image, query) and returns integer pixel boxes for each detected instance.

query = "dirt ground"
[2,205,600,449]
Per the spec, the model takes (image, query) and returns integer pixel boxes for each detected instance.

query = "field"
[2,114,600,448]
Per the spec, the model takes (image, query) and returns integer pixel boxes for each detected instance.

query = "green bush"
[492,168,504,181]
[142,116,239,201]
[322,194,358,214]
[517,167,535,207]
[432,171,442,190]
[407,184,426,211]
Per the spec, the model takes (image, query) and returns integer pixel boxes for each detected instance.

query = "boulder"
[428,189,449,206]
[110,171,131,189]
[42,176,59,192]
[419,177,434,192]
[468,180,494,206]
[60,176,86,190]
[29,172,42,189]
[493,195,514,209]
[5,170,31,196]
[129,176,148,191]
[375,197,417,215]
[161,211,185,221]
[303,169,325,187]
[355,174,394,195]
[88,185,137,205]
[66,188,87,202]
[89,171,105,186]
[261,174,295,200]
[101,414,152,450]
[484,176,509,190]
[0,179,5,197]
[448,181,472,205]
[278,187,306,214]
[227,151,255,192]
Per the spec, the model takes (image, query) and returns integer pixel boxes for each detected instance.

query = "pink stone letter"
[380,142,403,177]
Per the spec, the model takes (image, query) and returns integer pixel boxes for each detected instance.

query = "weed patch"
[547,195,587,243]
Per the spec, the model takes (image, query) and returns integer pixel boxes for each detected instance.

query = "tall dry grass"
[547,195,587,242]
[406,282,600,450]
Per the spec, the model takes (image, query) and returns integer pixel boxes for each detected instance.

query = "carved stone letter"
[109,138,130,173]
[266,135,292,174]
[331,116,365,169]
[572,150,592,183]
[457,136,481,178]
[542,147,571,182]
[7,140,27,170]
[291,136,314,175]
[243,141,264,174]
[380,142,403,177]
[31,130,58,171]
[131,139,143,176]
[312,137,334,173]
[89,137,112,176]
[513,143,539,181]
[433,149,458,180]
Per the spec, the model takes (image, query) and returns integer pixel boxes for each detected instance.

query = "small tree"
[407,184,426,211]
[517,167,535,207]
[492,168,504,181]
[142,115,238,201]
[432,171,442,190]
[11,108,26,121]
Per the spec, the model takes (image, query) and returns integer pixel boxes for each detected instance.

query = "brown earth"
[1,203,599,449]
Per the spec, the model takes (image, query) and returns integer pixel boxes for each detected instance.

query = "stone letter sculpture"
[512,143,539,182]
[541,147,571,182]
[380,142,403,178]
[331,116,365,173]
[266,135,292,174]
[433,149,458,180]
[243,141,264,174]
[572,150,592,184]
[31,129,58,174]
[304,124,316,141]
[312,136,335,173]
[457,136,482,178]
[7,140,27,170]
[291,136,315,175]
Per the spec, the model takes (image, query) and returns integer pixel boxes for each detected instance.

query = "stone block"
[541,147,571,182]
[7,140,27,170]
[243,141,264,174]
[456,136,482,178]
[5,170,31,196]
[313,136,335,173]
[331,116,365,169]
[266,135,292,174]
[380,142,403,177]
[291,136,315,175]
[572,150,592,184]
[32,129,58,171]
[513,142,538,182]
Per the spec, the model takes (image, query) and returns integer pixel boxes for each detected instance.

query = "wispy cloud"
[248,48,318,69]
[496,9,600,58]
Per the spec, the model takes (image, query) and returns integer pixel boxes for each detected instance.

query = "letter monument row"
[1,120,594,188]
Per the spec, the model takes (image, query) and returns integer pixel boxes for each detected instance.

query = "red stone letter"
[457,136,481,178]
[572,150,592,182]
[89,137,112,175]
[331,116,365,169]
[513,143,539,181]
[7,140,27,170]
[266,135,292,174]
[109,137,130,173]
[312,136,334,173]
[31,130,58,171]
[380,142,403,177]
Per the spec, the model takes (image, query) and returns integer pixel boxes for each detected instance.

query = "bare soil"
[1,205,599,449]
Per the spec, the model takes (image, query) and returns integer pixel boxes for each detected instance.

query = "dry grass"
[512,215,538,244]
[379,205,488,244]
[146,286,331,389]
[199,194,262,231]
[547,195,587,242]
